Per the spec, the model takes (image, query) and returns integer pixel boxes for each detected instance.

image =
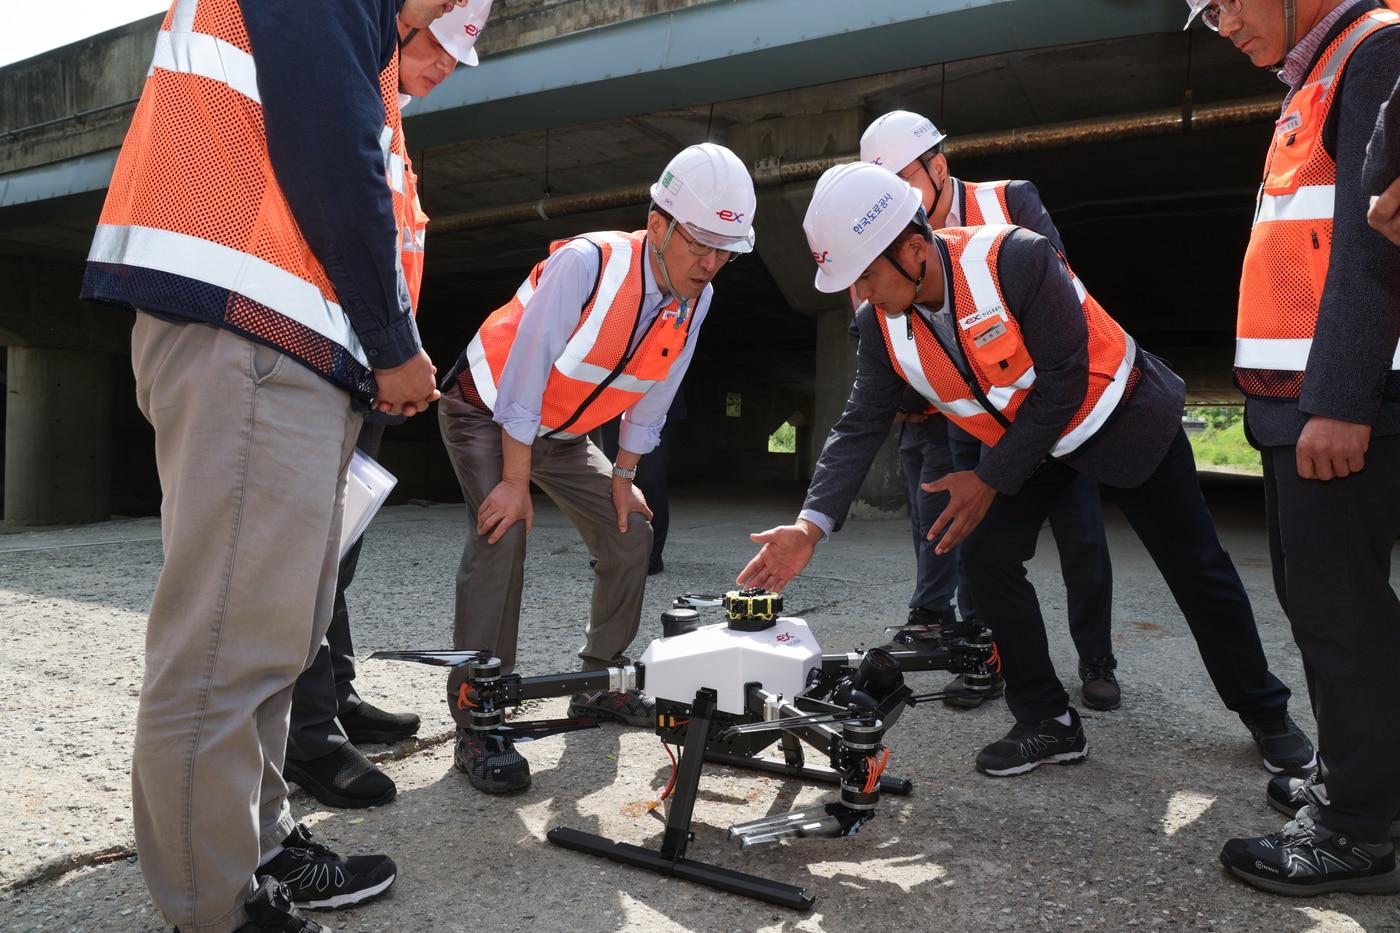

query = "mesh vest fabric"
[960,180,1013,226]
[876,226,1135,456]
[81,0,417,404]
[457,231,689,439]
[1235,6,1400,399]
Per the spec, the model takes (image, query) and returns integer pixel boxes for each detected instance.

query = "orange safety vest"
[876,225,1136,455]
[959,180,1013,226]
[399,160,429,312]
[1234,5,1400,398]
[461,231,692,439]
[83,0,422,402]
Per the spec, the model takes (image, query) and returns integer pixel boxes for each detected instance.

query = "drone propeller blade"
[369,649,492,667]
[494,717,600,742]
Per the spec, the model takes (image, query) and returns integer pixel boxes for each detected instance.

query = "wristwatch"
[611,464,637,481]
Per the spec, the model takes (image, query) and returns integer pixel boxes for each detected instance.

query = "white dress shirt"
[492,236,712,455]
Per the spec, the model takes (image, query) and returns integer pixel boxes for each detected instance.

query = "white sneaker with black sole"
[258,824,396,910]
[975,707,1089,776]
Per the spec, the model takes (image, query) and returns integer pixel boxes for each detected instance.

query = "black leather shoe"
[284,742,397,809]
[340,701,420,745]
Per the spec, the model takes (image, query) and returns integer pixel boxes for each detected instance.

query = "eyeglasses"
[1199,0,1244,32]
[670,222,738,264]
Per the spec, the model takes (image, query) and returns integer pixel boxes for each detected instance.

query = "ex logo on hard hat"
[715,209,745,224]
[811,249,832,265]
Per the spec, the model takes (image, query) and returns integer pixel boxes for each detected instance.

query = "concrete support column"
[813,307,904,514]
[4,346,113,525]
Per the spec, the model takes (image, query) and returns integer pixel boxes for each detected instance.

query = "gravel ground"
[1,481,1398,932]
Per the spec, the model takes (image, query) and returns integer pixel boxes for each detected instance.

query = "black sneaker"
[340,701,420,745]
[941,672,1006,710]
[257,824,396,910]
[234,877,331,931]
[568,690,656,728]
[1220,807,1400,896]
[1077,656,1121,711]
[907,606,957,629]
[975,707,1089,776]
[1267,772,1400,838]
[454,728,531,794]
[1243,712,1317,774]
[284,742,396,810]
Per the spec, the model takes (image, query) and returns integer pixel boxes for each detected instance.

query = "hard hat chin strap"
[1270,0,1298,69]
[879,246,926,316]
[650,221,692,322]
[919,155,946,222]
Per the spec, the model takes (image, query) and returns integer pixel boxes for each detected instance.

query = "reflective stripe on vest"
[148,27,260,103]
[83,0,417,401]
[965,180,1011,226]
[89,223,367,364]
[464,230,689,439]
[877,226,1133,457]
[1234,7,1400,397]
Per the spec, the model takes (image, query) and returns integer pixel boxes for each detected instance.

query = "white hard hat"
[859,110,947,172]
[429,0,493,66]
[1181,0,1212,29]
[803,162,924,293]
[649,143,757,253]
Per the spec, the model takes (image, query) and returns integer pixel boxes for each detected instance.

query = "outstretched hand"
[922,470,997,555]
[736,520,823,593]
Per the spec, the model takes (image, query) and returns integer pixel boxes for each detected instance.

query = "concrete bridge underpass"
[0,0,1281,525]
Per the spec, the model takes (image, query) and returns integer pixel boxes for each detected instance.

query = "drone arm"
[513,666,635,702]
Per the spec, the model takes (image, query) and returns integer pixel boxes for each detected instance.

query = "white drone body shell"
[639,616,823,715]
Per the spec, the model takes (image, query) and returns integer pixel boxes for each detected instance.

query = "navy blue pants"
[961,426,1291,724]
[948,423,1114,659]
[898,418,958,612]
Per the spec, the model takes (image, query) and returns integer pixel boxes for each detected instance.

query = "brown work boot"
[1077,656,1121,711]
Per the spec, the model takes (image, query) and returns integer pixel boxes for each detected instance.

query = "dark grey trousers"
[1261,435,1400,842]
[437,393,652,673]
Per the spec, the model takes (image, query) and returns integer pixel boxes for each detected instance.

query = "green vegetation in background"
[1187,406,1262,473]
[769,422,797,454]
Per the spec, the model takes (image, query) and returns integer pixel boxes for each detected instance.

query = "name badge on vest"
[959,305,1005,331]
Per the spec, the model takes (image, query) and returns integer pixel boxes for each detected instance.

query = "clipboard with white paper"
[339,450,398,561]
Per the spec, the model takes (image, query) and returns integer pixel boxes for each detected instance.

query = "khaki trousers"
[437,393,652,672]
[130,314,361,933]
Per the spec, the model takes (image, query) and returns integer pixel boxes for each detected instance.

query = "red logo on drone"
[715,209,745,224]
[812,250,832,265]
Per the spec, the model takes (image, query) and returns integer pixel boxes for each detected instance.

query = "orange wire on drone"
[659,741,679,801]
[456,683,478,710]
[862,748,891,794]
[987,641,1003,675]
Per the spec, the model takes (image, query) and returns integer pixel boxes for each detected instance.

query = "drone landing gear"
[547,688,819,911]
[703,737,913,799]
